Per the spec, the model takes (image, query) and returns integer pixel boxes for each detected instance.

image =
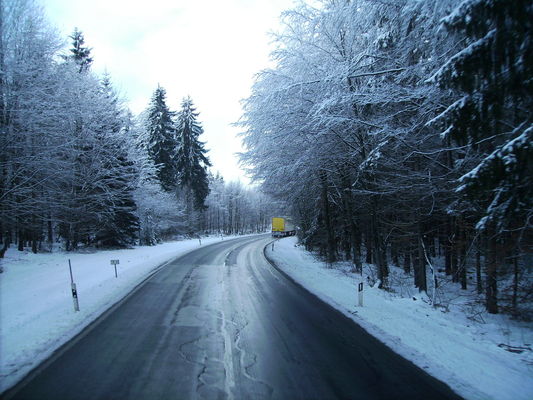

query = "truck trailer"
[271,217,296,238]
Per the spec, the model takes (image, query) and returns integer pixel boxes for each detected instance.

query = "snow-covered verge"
[266,237,533,400]
[0,235,247,393]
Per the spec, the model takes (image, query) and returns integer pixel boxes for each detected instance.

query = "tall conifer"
[67,28,93,73]
[175,97,211,209]
[96,75,139,247]
[433,0,532,313]
[435,0,532,235]
[145,85,178,192]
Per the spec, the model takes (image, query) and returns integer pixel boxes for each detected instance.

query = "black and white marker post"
[110,259,119,278]
[68,259,80,312]
[358,282,364,307]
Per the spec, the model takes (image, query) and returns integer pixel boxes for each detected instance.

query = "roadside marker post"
[110,259,119,278]
[358,282,364,307]
[68,259,80,312]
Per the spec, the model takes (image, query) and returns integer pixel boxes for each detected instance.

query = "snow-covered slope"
[266,237,533,400]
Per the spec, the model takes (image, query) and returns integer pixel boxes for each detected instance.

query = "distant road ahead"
[5,235,461,399]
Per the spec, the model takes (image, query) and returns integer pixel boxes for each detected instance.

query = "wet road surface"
[4,235,462,399]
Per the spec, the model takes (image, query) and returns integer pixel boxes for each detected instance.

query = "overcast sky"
[41,0,294,183]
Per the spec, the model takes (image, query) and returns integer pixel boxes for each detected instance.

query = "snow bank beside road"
[266,237,533,400]
[0,235,243,392]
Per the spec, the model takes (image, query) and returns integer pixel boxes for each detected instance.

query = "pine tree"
[145,85,179,192]
[66,28,93,73]
[95,75,139,247]
[434,0,532,234]
[433,0,533,313]
[96,152,140,247]
[175,97,211,210]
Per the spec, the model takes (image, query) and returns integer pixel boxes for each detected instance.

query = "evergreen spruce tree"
[100,72,122,133]
[175,96,211,210]
[145,85,179,192]
[96,75,139,247]
[434,0,532,313]
[97,152,140,247]
[66,28,93,73]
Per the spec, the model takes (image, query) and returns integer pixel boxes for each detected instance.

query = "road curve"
[4,234,461,400]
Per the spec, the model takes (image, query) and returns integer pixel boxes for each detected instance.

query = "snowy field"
[266,237,533,400]
[0,235,245,392]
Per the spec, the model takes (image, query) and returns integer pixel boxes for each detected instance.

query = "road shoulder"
[264,236,533,400]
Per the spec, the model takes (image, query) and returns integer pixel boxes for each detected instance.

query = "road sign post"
[68,259,80,312]
[358,282,364,307]
[110,259,119,278]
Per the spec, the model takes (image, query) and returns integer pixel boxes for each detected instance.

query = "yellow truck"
[271,217,296,238]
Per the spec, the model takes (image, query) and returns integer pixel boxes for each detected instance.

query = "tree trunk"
[451,244,458,282]
[429,236,436,258]
[0,237,8,258]
[339,170,362,272]
[391,239,399,266]
[31,236,38,254]
[18,229,24,251]
[352,221,362,272]
[512,254,519,314]
[320,172,336,264]
[47,217,53,245]
[417,229,427,293]
[412,245,420,288]
[444,218,452,275]
[486,236,498,314]
[343,225,351,261]
[371,204,388,288]
[476,238,483,294]
[403,248,411,274]
[365,227,372,264]
[458,222,467,290]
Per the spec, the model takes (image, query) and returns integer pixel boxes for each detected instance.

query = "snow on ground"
[266,236,533,400]
[2,235,531,398]
[0,235,244,392]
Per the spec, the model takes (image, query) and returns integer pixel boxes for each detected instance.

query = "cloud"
[42,0,294,182]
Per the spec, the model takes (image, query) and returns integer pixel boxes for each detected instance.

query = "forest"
[0,1,275,257]
[239,0,532,316]
[1,0,531,317]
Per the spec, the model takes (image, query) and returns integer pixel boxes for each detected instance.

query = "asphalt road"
[4,235,462,400]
